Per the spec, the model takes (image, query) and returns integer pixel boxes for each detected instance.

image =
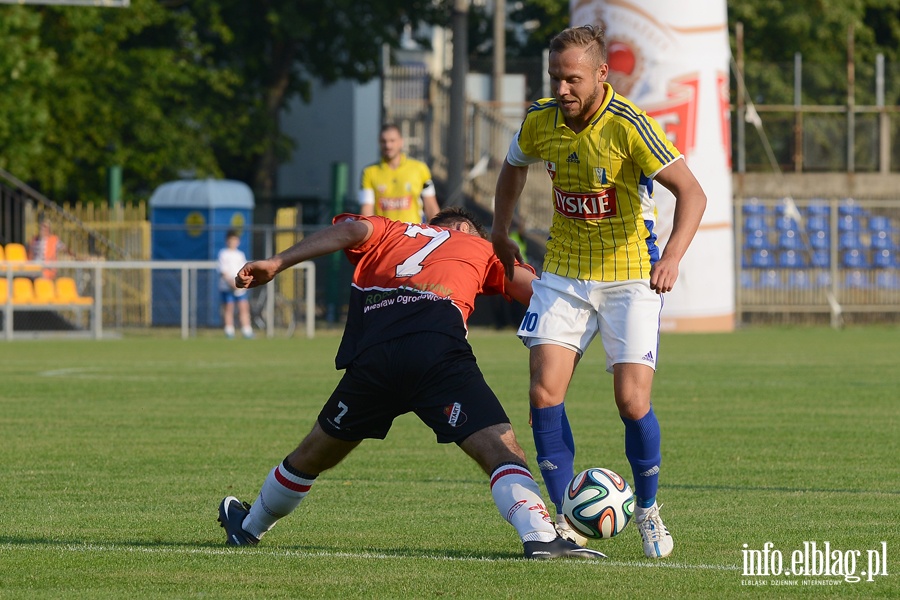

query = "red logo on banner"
[646,75,699,157]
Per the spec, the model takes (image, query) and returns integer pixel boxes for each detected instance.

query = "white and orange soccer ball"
[562,468,635,539]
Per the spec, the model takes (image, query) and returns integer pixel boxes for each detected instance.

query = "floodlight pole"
[446,0,469,208]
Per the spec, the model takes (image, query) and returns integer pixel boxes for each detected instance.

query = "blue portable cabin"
[149,179,255,326]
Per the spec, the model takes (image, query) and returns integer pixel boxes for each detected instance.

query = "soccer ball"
[561,468,635,539]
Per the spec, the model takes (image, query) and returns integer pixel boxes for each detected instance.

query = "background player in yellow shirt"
[359,124,440,223]
[491,25,707,559]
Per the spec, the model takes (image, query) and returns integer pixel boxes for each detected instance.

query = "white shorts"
[517,272,663,373]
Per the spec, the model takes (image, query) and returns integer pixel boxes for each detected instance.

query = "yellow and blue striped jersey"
[509,83,682,281]
[359,154,435,223]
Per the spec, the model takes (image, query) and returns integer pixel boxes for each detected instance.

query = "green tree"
[184,0,447,201]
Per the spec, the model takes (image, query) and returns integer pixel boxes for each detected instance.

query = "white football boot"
[554,513,589,547]
[634,502,673,558]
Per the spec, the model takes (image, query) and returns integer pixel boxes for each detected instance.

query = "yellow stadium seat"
[4,243,41,273]
[0,244,5,262]
[12,277,36,304]
[0,278,7,304]
[55,276,93,305]
[33,277,58,304]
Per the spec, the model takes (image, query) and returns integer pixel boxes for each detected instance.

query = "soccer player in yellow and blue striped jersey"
[359,124,440,223]
[491,25,707,559]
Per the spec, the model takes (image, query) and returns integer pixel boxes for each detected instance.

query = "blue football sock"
[531,403,575,514]
[621,406,661,508]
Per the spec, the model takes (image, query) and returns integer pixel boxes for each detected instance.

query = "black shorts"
[318,332,510,444]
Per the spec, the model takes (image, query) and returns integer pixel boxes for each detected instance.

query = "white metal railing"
[1,260,315,341]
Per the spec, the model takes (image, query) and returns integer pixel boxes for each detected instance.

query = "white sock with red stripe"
[242,458,316,539]
[489,462,557,543]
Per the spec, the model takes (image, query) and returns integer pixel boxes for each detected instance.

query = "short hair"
[549,25,607,67]
[380,123,402,136]
[225,230,240,239]
[429,206,487,239]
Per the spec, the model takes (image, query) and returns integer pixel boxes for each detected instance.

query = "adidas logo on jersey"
[566,151,579,163]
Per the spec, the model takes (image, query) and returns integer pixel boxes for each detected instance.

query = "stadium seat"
[55,277,94,305]
[12,277,36,304]
[740,270,755,288]
[787,271,812,289]
[809,229,830,250]
[838,215,862,233]
[33,278,57,304]
[868,215,894,233]
[742,198,767,216]
[870,230,895,251]
[0,278,7,304]
[778,250,807,268]
[746,248,775,269]
[3,243,41,273]
[759,269,782,288]
[872,249,897,269]
[743,215,767,232]
[0,245,4,262]
[839,200,867,217]
[805,200,830,217]
[876,271,900,290]
[778,229,803,250]
[745,228,770,250]
[842,249,870,269]
[838,231,863,250]
[844,270,870,289]
[806,215,829,233]
[811,250,830,268]
[774,215,799,231]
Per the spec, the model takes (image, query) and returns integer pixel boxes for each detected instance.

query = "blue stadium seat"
[814,271,833,287]
[774,215,799,231]
[746,248,775,268]
[742,198,767,216]
[838,231,863,250]
[844,270,870,289]
[871,230,895,251]
[778,229,803,250]
[868,215,894,233]
[876,271,900,290]
[872,249,897,269]
[839,200,866,217]
[838,215,862,232]
[805,201,830,217]
[778,250,807,268]
[811,250,830,268]
[787,270,812,289]
[759,269,782,288]
[745,229,770,250]
[740,270,755,288]
[809,229,830,250]
[842,248,870,269]
[806,215,829,232]
[744,215,767,232]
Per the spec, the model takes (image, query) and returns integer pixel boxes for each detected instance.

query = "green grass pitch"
[1,326,897,598]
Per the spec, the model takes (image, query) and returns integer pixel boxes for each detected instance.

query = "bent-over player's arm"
[236,218,374,289]
[503,264,538,306]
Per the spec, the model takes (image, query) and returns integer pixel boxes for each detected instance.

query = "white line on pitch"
[0,542,739,571]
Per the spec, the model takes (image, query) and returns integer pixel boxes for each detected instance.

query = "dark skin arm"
[235,219,374,289]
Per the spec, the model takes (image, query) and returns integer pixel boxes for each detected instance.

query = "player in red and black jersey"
[217,207,605,560]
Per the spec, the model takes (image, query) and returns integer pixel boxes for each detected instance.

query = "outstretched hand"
[491,234,524,281]
[235,259,279,289]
